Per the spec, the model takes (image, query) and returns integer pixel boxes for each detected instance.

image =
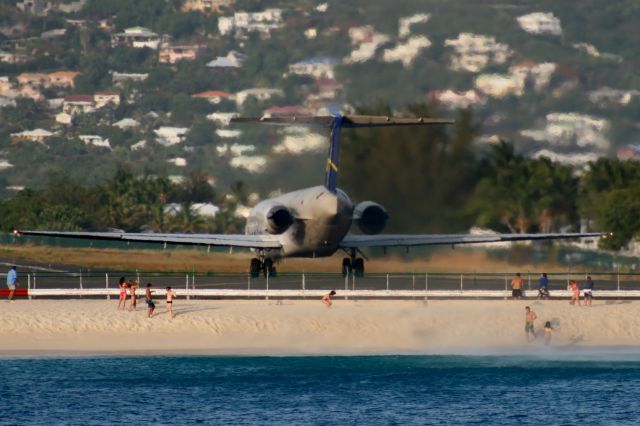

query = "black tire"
[353,258,364,277]
[264,258,274,278]
[250,258,261,278]
[341,258,351,277]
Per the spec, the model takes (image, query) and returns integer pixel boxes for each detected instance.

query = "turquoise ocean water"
[1,354,640,425]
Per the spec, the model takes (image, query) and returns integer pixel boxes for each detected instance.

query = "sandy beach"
[1,299,640,356]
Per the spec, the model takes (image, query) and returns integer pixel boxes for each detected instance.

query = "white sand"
[1,299,640,356]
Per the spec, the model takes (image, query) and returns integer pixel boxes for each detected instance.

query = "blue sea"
[1,354,640,425]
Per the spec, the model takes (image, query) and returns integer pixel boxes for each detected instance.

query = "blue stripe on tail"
[324,115,344,193]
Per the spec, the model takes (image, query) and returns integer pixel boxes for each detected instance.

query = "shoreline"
[2,299,640,356]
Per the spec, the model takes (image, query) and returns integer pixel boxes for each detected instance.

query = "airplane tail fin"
[230,115,454,193]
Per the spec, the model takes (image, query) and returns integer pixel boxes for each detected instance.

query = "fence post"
[504,273,507,300]
[617,266,620,291]
[424,272,428,304]
[344,272,349,300]
[192,271,195,290]
[386,274,389,291]
[248,274,251,291]
[79,269,83,290]
[185,274,190,300]
[106,273,110,300]
[28,273,31,300]
[266,269,269,300]
[302,273,305,291]
[460,273,463,292]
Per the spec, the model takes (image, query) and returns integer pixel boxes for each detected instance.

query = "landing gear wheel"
[353,258,365,277]
[250,258,261,278]
[341,258,352,277]
[264,258,276,278]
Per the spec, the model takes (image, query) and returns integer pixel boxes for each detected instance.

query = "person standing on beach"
[129,280,138,311]
[511,273,523,299]
[569,280,581,306]
[525,306,537,342]
[583,276,594,307]
[145,283,155,318]
[166,286,176,319]
[322,290,336,307]
[117,277,127,310]
[6,265,17,302]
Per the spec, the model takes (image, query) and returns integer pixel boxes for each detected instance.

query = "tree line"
[0,169,246,235]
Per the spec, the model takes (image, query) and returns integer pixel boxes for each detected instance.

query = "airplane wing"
[15,230,282,249]
[339,232,607,248]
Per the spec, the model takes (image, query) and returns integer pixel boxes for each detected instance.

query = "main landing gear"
[250,257,277,278]
[342,249,364,277]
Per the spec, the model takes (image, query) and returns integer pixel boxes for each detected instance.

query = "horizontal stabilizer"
[231,115,454,128]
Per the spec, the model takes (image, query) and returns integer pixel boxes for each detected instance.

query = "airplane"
[16,114,606,277]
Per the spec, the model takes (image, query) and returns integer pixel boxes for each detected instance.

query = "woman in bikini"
[544,321,554,345]
[117,277,127,310]
[166,286,176,319]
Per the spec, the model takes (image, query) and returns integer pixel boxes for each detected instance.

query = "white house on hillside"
[344,25,390,64]
[382,36,431,67]
[398,13,430,38]
[10,129,55,144]
[288,57,338,79]
[218,8,283,38]
[79,134,111,149]
[474,74,523,97]
[235,88,283,107]
[155,127,189,146]
[444,33,511,72]
[428,89,486,110]
[206,50,246,68]
[517,12,562,36]
[111,27,166,49]
[520,113,610,152]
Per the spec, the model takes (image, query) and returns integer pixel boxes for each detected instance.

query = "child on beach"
[117,277,127,310]
[166,286,176,319]
[525,306,537,342]
[569,280,581,306]
[544,321,554,345]
[145,283,155,318]
[322,290,336,307]
[128,280,139,311]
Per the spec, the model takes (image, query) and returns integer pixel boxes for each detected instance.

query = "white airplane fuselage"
[245,185,354,258]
